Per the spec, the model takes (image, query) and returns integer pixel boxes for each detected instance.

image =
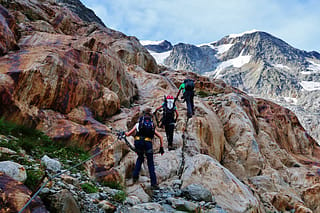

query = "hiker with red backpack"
[176,78,195,118]
[154,95,179,151]
[124,108,164,189]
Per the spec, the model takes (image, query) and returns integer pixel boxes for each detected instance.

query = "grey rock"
[41,155,61,172]
[0,161,27,182]
[181,183,213,202]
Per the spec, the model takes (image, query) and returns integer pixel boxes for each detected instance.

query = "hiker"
[154,95,179,151]
[124,108,164,189]
[176,78,195,118]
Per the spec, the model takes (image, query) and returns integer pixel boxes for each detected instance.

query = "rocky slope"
[1,0,320,212]
[143,31,320,144]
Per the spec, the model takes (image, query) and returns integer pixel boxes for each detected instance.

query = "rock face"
[143,31,320,143]
[0,172,48,212]
[0,0,158,151]
[1,0,320,212]
[0,4,19,55]
[56,0,106,27]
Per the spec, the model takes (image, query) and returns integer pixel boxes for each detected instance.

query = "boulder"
[0,172,48,212]
[0,161,27,182]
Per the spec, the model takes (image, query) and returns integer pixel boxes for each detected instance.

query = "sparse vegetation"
[197,90,211,98]
[112,190,126,203]
[0,118,91,189]
[0,118,90,164]
[81,182,99,193]
[25,169,45,191]
[101,180,124,190]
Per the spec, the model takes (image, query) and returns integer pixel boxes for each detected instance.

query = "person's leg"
[191,91,195,115]
[165,125,172,148]
[166,124,174,150]
[184,91,193,118]
[145,142,157,186]
[132,140,144,180]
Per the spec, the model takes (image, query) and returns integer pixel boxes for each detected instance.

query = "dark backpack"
[138,115,155,138]
[184,79,195,91]
[162,99,176,125]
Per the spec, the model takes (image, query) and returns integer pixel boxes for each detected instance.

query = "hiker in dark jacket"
[154,95,179,151]
[176,78,195,118]
[125,108,164,189]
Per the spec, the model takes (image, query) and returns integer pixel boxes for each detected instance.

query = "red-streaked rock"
[0,5,19,56]
[0,172,48,213]
[302,184,320,212]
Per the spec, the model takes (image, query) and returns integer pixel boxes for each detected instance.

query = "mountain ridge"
[142,30,320,143]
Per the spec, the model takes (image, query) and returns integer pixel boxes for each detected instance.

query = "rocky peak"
[142,40,173,53]
[216,31,312,67]
[56,0,105,27]
[163,43,218,73]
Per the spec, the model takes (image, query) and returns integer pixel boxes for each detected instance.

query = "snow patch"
[306,59,320,73]
[300,81,320,91]
[228,29,259,38]
[284,97,298,104]
[148,50,171,64]
[198,43,234,55]
[140,40,165,46]
[273,64,290,70]
[204,54,252,78]
[215,44,234,54]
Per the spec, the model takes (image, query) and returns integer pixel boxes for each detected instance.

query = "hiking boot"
[151,185,160,190]
[133,176,138,183]
[168,145,174,151]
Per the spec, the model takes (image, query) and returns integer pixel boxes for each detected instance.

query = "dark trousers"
[184,90,194,117]
[132,140,157,186]
[165,123,174,147]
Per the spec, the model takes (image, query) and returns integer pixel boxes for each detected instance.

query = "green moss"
[0,118,90,172]
[81,182,99,193]
[197,90,211,98]
[101,180,124,190]
[25,169,45,191]
[112,190,126,203]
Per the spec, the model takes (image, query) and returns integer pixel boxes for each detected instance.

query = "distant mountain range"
[141,31,320,143]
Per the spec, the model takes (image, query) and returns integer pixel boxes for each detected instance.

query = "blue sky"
[81,0,320,52]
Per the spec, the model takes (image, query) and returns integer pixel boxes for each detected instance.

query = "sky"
[80,0,320,52]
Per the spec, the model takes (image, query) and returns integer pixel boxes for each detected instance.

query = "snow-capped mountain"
[141,30,320,143]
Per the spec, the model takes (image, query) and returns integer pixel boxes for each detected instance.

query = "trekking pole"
[116,131,136,152]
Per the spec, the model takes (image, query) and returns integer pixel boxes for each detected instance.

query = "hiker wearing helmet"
[176,78,195,118]
[154,95,179,151]
[124,108,164,189]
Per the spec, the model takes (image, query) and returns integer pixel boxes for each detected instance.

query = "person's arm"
[176,83,184,98]
[176,88,182,99]
[154,129,163,147]
[175,109,179,121]
[154,105,163,113]
[125,125,137,137]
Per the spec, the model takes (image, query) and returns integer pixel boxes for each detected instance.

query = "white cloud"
[81,0,320,52]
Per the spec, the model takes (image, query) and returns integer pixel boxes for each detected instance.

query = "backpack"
[138,115,155,138]
[184,79,195,91]
[162,98,175,125]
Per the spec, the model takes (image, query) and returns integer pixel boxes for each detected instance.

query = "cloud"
[81,0,320,52]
